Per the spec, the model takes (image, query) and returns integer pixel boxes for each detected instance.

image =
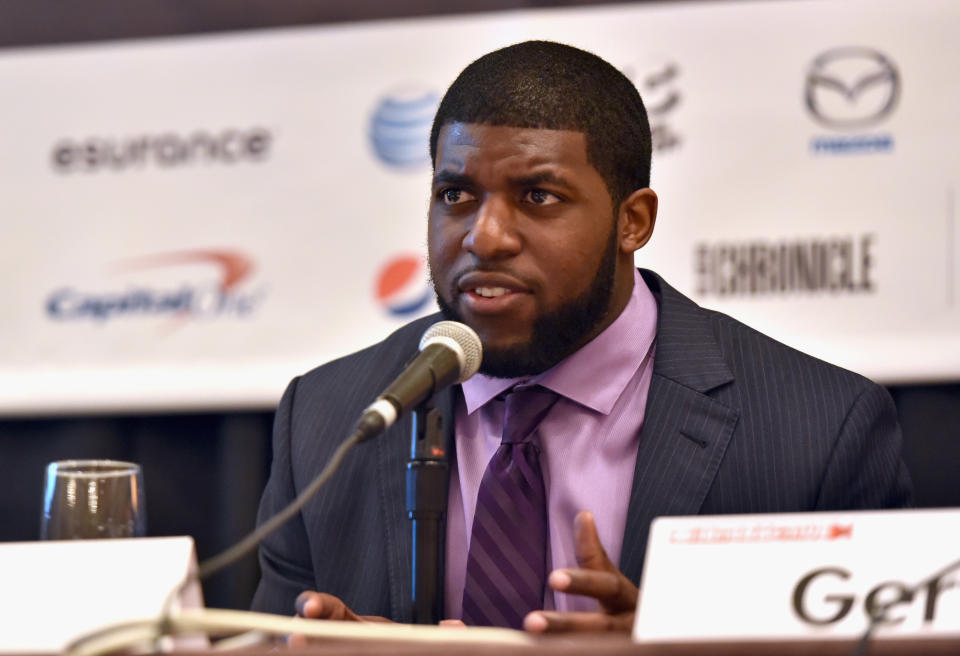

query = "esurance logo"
[375,254,432,317]
[805,47,899,155]
[46,249,266,324]
[52,127,271,173]
[368,87,439,168]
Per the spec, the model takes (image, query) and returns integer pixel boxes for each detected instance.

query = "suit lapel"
[620,272,740,582]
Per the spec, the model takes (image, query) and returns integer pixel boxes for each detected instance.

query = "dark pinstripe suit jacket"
[251,270,912,619]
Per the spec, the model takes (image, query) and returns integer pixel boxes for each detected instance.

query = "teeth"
[474,287,509,298]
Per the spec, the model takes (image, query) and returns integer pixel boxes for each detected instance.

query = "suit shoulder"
[703,306,877,402]
[642,269,878,402]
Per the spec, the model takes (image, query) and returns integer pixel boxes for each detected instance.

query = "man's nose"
[462,196,522,259]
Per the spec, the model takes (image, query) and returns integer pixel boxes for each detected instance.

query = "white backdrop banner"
[0,0,957,413]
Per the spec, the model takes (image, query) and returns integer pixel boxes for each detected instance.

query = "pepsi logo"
[375,255,433,317]
[369,86,439,168]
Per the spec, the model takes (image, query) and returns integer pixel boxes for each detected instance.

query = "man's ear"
[617,188,658,253]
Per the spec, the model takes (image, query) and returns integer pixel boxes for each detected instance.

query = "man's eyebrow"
[509,171,575,190]
[432,169,575,189]
[432,170,473,187]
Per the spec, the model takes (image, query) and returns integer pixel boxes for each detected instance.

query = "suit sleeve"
[814,382,914,510]
[250,377,316,614]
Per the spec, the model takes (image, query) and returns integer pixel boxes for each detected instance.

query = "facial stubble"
[431,223,620,378]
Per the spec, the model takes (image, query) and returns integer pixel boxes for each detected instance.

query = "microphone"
[186,322,479,587]
[354,321,482,442]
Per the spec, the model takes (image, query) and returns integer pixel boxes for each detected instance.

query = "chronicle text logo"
[695,234,876,297]
[46,249,266,325]
[52,127,272,173]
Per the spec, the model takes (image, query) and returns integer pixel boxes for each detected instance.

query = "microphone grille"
[419,321,483,382]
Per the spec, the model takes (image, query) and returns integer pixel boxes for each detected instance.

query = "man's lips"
[457,271,529,294]
[455,272,532,315]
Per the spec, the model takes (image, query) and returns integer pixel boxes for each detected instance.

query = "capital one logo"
[804,47,900,129]
[46,249,265,325]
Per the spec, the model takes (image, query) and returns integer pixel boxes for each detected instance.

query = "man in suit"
[252,41,912,632]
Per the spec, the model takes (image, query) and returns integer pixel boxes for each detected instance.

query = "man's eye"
[441,189,474,205]
[525,189,560,205]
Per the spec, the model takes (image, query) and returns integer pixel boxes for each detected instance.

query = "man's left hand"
[523,510,638,633]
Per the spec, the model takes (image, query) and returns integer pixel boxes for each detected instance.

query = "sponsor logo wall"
[0,0,956,412]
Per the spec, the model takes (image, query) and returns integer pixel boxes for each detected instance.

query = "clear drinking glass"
[40,460,147,539]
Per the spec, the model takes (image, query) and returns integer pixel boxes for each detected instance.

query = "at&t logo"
[375,255,433,317]
[369,87,439,168]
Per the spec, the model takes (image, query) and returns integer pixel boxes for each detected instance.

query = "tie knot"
[501,385,558,445]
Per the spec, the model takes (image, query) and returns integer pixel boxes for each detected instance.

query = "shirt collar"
[461,269,658,415]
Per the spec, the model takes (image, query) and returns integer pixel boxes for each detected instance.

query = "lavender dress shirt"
[445,269,659,619]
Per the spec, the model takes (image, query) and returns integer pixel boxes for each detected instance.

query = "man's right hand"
[295,591,391,623]
[289,591,391,646]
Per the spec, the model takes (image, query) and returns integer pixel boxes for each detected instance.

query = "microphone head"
[419,321,482,383]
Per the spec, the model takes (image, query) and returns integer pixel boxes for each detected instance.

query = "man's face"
[428,122,633,378]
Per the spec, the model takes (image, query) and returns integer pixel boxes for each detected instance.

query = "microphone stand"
[406,401,448,624]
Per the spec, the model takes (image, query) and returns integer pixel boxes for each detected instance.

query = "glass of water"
[40,460,146,539]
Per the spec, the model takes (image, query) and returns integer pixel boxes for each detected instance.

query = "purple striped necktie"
[461,384,559,629]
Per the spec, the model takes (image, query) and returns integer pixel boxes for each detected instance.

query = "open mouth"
[472,286,510,298]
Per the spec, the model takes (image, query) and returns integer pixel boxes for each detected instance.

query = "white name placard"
[0,536,204,653]
[634,509,960,644]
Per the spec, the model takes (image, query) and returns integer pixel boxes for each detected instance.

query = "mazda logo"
[804,47,900,129]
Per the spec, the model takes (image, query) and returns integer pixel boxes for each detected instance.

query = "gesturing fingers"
[547,568,637,612]
[572,510,616,573]
[523,610,635,634]
[565,510,639,612]
[520,510,640,634]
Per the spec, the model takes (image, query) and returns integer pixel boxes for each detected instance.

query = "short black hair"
[429,40,652,208]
